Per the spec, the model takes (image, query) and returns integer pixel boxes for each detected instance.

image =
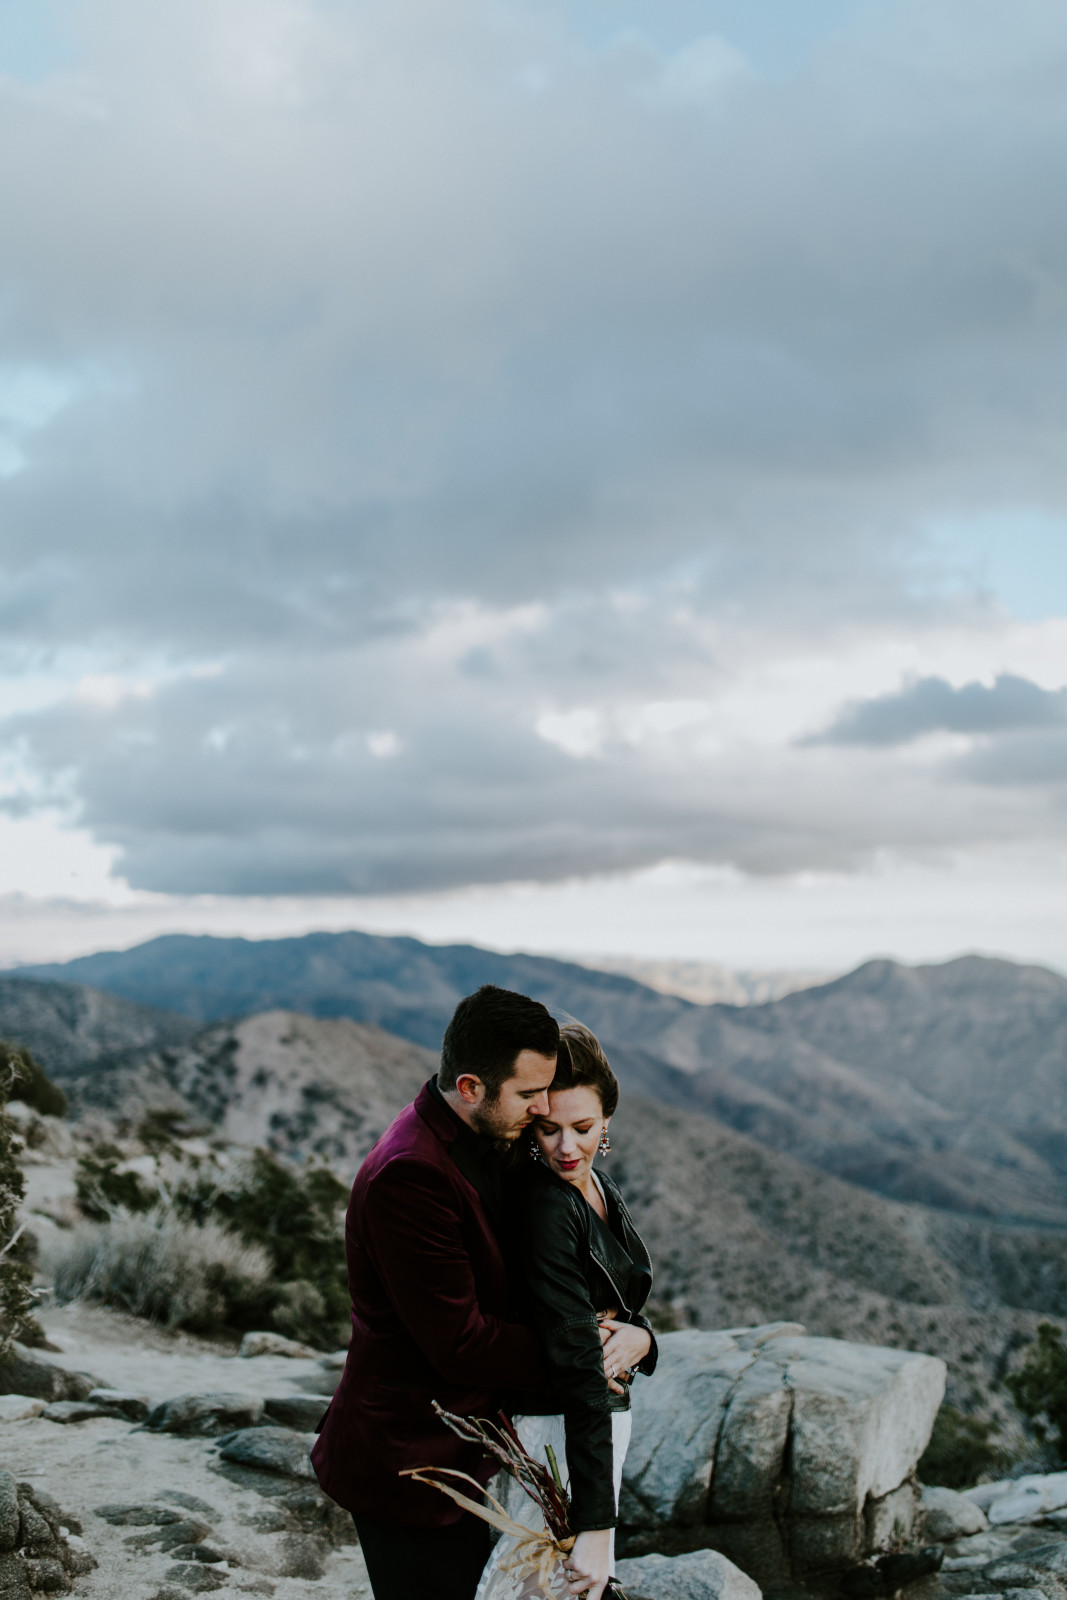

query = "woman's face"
[533,1084,607,1187]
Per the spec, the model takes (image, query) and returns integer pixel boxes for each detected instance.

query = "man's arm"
[360,1157,544,1388]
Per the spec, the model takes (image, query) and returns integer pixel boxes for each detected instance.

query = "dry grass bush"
[43,1207,272,1333]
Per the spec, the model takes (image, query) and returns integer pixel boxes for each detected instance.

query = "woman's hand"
[599,1319,651,1386]
[560,1528,612,1598]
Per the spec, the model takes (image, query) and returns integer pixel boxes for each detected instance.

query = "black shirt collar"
[428,1075,503,1218]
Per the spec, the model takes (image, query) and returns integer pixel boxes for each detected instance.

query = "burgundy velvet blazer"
[311,1082,544,1526]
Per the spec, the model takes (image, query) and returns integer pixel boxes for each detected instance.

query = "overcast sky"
[2,0,1067,974]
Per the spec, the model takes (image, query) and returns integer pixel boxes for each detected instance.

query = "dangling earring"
[528,1138,541,1162]
[598,1129,611,1157]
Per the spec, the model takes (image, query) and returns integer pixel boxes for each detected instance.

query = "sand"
[1,1302,373,1600]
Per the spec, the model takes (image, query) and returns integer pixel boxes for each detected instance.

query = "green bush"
[0,1056,34,1355]
[75,1145,157,1220]
[60,1128,349,1345]
[918,1403,1009,1489]
[1007,1322,1067,1460]
[136,1108,188,1154]
[175,1149,349,1346]
[1,1043,67,1119]
[271,1278,328,1341]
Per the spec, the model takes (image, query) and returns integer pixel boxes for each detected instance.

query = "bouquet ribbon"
[400,1467,575,1596]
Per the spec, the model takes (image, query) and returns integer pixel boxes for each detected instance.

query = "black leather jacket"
[511,1162,658,1532]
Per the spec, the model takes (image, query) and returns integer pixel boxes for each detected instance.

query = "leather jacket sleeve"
[632,1315,659,1376]
[518,1187,619,1532]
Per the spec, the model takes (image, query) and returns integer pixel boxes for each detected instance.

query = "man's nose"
[530,1090,550,1116]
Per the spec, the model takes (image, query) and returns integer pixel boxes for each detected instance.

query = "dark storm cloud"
[2,0,1067,648]
[808,675,1067,748]
[4,0,1067,894]
[958,730,1067,788]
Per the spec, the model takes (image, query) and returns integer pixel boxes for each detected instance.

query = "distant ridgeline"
[7,932,1067,1228]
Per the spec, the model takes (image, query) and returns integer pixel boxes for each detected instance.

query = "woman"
[477,1023,657,1600]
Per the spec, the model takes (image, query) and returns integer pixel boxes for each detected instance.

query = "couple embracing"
[312,984,658,1600]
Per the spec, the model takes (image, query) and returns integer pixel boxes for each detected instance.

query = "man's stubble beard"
[470,1097,528,1147]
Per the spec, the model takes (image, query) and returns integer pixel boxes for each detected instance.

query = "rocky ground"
[924,1503,1067,1600]
[1,1302,372,1600]
[8,1305,1067,1600]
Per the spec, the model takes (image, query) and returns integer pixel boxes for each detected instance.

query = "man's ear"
[454,1073,485,1106]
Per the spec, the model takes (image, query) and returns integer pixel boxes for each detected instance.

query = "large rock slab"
[0,1346,97,1403]
[0,1474,19,1553]
[238,1332,318,1359]
[961,1480,1015,1513]
[0,1481,95,1596]
[0,1396,46,1422]
[41,1400,123,1425]
[621,1332,748,1527]
[615,1549,762,1600]
[986,1472,1067,1525]
[0,1552,31,1600]
[148,1393,264,1436]
[779,1334,945,1516]
[88,1389,150,1421]
[620,1323,945,1588]
[263,1395,332,1433]
[217,1427,315,1478]
[921,1485,988,1540]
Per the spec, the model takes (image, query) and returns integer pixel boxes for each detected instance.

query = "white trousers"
[475,1411,632,1600]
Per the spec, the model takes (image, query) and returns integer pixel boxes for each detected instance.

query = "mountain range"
[5,933,1067,1438]
[10,932,1067,1226]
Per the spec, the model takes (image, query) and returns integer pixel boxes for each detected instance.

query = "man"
[311,984,562,1600]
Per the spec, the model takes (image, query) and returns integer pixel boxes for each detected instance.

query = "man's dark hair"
[439,985,559,1100]
[551,1022,619,1117]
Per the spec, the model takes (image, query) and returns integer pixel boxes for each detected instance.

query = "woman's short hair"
[551,1022,619,1117]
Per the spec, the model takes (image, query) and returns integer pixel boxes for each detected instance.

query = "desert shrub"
[1007,1322,1067,1460]
[0,1054,34,1354]
[136,1108,189,1154]
[44,1208,273,1333]
[918,1403,1009,1489]
[1,1043,67,1120]
[175,1149,348,1345]
[271,1278,327,1341]
[75,1145,157,1220]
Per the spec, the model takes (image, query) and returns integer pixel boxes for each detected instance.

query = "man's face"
[469,1049,556,1143]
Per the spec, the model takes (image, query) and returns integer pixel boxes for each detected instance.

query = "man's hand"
[560,1528,612,1598]
[599,1319,651,1390]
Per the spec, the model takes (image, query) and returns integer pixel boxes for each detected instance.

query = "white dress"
[474,1410,632,1599]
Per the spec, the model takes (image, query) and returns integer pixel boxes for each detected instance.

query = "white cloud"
[535,708,606,759]
[366,729,401,759]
